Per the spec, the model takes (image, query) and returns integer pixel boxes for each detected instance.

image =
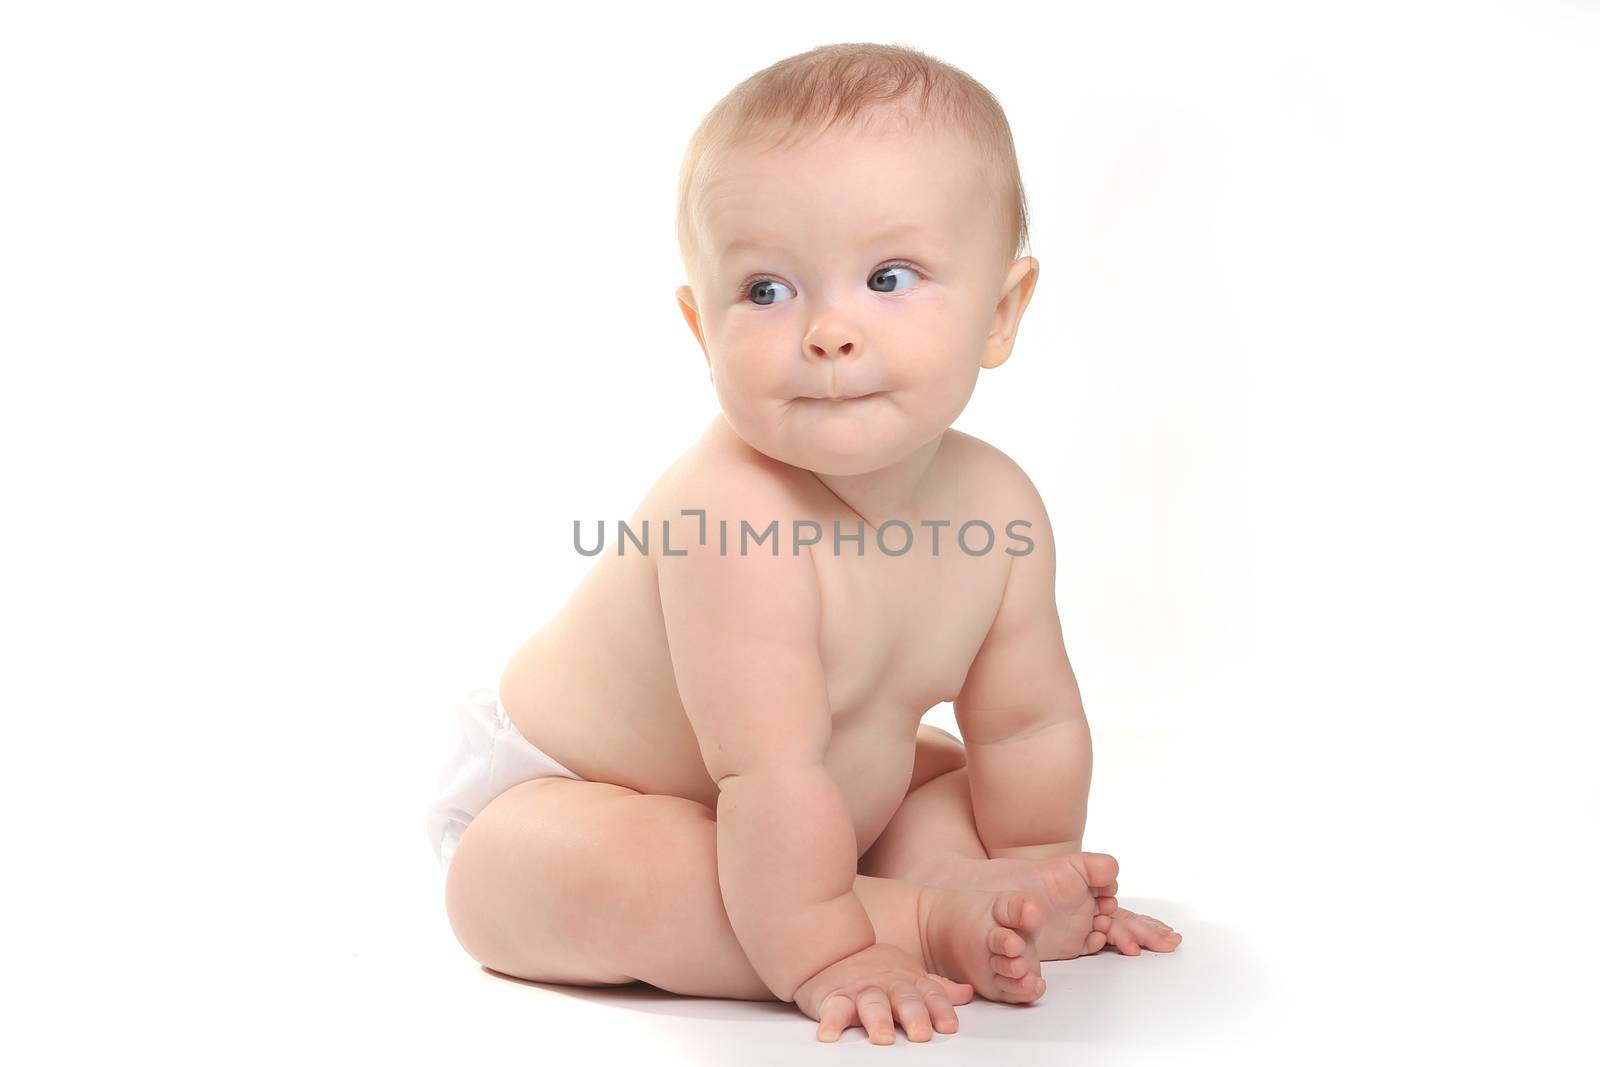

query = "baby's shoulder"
[942,429,1049,519]
[641,416,815,526]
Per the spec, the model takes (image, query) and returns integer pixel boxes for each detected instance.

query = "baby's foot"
[913,852,1122,962]
[917,886,1048,1004]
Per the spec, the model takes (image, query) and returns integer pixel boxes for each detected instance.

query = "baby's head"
[674,43,1039,476]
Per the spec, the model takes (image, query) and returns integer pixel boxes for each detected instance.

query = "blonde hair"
[676,42,1031,279]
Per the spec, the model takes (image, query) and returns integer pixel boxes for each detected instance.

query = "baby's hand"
[1098,905,1183,955]
[793,943,973,1044]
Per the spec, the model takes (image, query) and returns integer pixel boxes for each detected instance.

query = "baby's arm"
[954,459,1183,954]
[953,463,1091,859]
[654,485,882,1003]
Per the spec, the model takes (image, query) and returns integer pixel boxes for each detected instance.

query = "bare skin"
[445,110,1180,1044]
[498,417,1019,859]
[444,776,1058,1040]
[465,419,1164,985]
[859,751,1183,958]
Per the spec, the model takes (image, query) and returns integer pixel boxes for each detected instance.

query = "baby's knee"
[910,724,968,790]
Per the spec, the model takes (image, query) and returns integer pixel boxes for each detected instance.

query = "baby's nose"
[806,324,856,359]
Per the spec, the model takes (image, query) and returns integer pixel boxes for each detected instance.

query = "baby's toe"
[987,924,1023,957]
[1079,851,1119,887]
[993,973,1045,1002]
[992,891,1045,937]
[990,952,1029,979]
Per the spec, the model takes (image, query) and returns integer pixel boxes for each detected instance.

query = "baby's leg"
[445,776,770,996]
[443,776,1047,1004]
[859,726,986,881]
[860,739,1127,961]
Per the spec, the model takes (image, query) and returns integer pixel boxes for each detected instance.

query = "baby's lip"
[801,390,884,402]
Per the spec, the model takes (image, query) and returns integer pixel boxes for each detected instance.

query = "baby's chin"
[784,449,903,477]
[720,394,942,474]
[766,420,932,476]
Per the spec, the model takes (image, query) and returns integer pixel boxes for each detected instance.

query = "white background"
[3,1,1596,1063]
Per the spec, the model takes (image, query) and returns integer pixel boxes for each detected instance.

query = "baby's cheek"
[715,353,780,411]
[906,353,981,414]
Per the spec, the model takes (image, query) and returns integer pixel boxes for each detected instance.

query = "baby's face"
[677,116,1036,476]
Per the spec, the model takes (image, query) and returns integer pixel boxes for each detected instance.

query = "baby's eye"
[743,263,924,305]
[748,278,795,306]
[868,263,922,293]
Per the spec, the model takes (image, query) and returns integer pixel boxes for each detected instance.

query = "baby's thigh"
[443,776,648,986]
[443,776,753,992]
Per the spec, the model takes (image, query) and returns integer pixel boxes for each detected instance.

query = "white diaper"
[425,687,586,875]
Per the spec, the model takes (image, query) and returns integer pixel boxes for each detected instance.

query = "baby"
[427,42,1180,1045]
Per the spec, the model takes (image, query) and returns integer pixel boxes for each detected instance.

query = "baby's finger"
[1132,914,1181,949]
[1095,895,1119,915]
[1110,923,1143,955]
[856,987,895,1045]
[890,982,934,1042]
[929,973,975,1004]
[816,992,856,1042]
[916,977,961,1034]
[1085,930,1109,954]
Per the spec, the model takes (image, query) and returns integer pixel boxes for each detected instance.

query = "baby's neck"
[809,430,949,533]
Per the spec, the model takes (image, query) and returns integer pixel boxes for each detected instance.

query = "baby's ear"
[981,257,1040,370]
[675,285,711,370]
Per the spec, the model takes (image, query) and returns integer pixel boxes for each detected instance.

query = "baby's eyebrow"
[718,237,777,258]
[719,222,932,259]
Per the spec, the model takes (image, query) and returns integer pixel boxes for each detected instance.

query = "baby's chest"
[813,541,1009,715]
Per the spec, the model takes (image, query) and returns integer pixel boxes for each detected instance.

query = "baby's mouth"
[800,391,885,403]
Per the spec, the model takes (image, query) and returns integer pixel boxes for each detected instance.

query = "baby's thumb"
[929,973,975,1003]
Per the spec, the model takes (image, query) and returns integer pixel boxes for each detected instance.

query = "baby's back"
[499,414,1032,853]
